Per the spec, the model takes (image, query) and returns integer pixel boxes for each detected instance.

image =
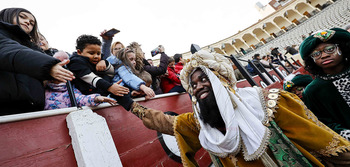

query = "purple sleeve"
[74,88,100,107]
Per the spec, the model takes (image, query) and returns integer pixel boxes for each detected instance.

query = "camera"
[151,45,163,57]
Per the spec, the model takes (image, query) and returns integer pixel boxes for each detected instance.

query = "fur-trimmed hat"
[299,28,350,59]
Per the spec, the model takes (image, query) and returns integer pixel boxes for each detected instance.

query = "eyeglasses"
[310,44,338,60]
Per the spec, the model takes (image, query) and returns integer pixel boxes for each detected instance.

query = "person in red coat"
[174,53,186,74]
[160,57,186,93]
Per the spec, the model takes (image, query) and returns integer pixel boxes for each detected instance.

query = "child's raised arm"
[94,96,117,105]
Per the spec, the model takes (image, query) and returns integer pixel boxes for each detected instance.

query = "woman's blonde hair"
[111,41,125,54]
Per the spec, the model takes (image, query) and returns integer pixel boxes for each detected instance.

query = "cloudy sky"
[2,0,270,59]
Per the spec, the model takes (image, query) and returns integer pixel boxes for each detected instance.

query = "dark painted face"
[311,43,345,75]
[190,69,225,129]
[190,69,211,101]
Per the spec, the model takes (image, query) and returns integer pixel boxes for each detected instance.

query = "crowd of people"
[0,7,186,115]
[245,45,300,77]
[2,7,350,167]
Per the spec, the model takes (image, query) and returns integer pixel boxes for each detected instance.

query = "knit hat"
[299,28,350,59]
[283,74,313,91]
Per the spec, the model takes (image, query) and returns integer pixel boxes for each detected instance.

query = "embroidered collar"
[318,67,350,81]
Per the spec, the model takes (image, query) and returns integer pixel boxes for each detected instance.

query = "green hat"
[283,74,313,91]
[299,28,350,59]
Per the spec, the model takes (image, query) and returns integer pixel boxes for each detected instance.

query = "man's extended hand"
[50,59,75,83]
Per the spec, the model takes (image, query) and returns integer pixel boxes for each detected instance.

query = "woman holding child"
[0,8,74,115]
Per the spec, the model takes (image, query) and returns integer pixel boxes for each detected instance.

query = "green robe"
[303,68,350,134]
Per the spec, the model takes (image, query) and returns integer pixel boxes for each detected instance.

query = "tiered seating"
[241,0,350,61]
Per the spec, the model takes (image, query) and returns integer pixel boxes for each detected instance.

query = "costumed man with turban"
[299,28,350,140]
[129,50,350,166]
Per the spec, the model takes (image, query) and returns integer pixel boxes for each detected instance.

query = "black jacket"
[68,52,113,96]
[0,21,60,115]
[68,52,134,110]
[271,47,280,57]
[143,52,169,94]
[285,46,298,55]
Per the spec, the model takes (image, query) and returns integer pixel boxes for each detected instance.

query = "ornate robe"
[138,89,350,166]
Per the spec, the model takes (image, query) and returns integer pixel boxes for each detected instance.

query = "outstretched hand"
[131,90,142,97]
[94,96,117,105]
[108,79,130,96]
[50,59,75,83]
[140,84,155,99]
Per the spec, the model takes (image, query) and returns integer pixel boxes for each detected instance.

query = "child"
[131,70,153,100]
[283,73,313,100]
[107,47,155,99]
[45,79,117,110]
[160,56,186,93]
[67,35,133,110]
[99,30,155,99]
[299,28,350,140]
[44,51,116,110]
[38,32,58,56]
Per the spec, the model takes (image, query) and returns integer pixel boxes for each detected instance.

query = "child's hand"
[96,60,106,71]
[50,59,75,83]
[140,84,155,99]
[108,80,129,96]
[145,95,151,100]
[94,96,117,105]
[131,90,142,97]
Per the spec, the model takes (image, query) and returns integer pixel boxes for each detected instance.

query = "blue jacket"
[102,39,145,91]
[106,56,145,91]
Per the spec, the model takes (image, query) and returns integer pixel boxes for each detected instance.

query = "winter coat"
[0,21,60,115]
[143,52,169,94]
[67,52,113,96]
[174,62,184,74]
[107,55,145,90]
[160,66,181,93]
[44,82,100,110]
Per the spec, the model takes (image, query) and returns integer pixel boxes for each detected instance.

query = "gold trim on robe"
[173,90,350,167]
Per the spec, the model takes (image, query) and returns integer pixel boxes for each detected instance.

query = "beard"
[198,88,225,129]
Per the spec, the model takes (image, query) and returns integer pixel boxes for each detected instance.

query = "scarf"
[193,66,270,161]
